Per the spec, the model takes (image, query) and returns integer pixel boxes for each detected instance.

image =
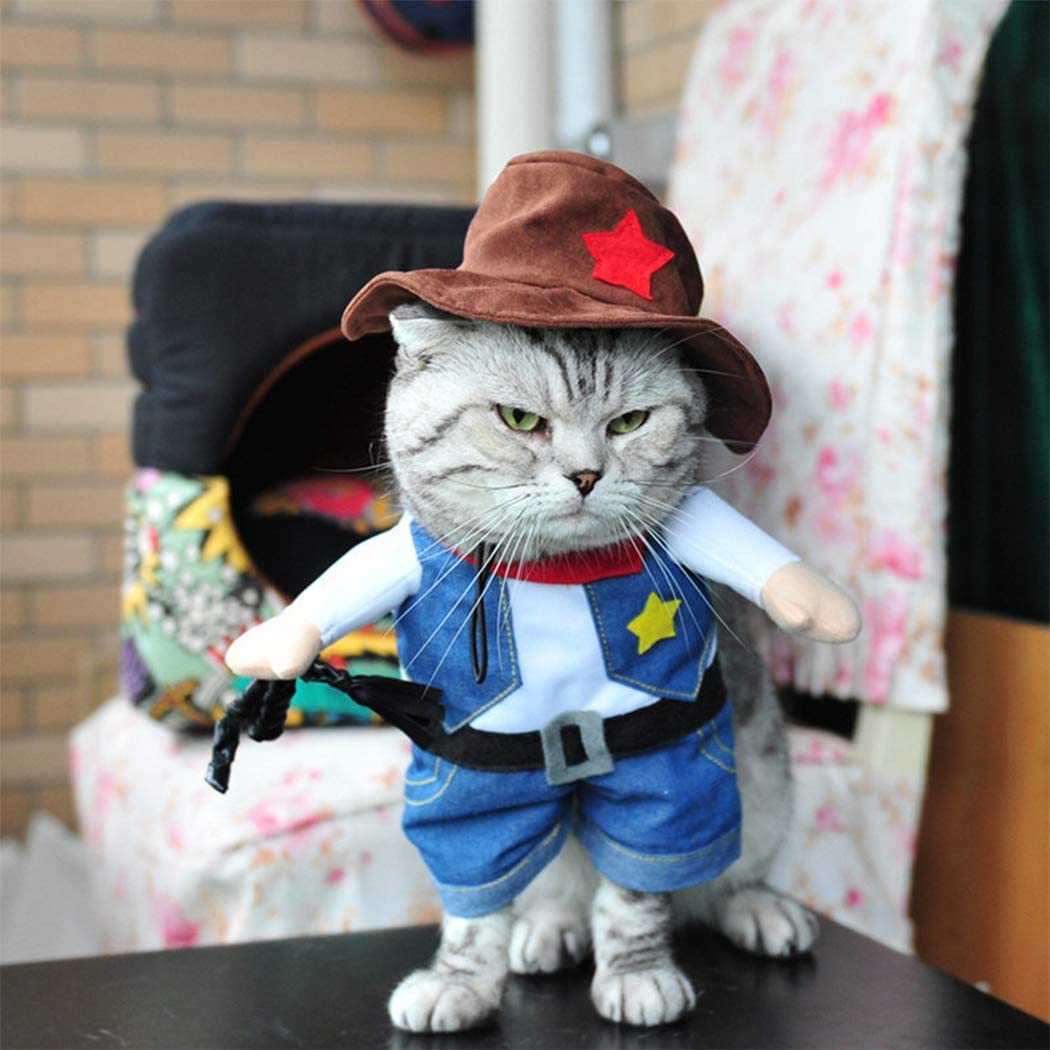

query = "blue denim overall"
[396,521,741,916]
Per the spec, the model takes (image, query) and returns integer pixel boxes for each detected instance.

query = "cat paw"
[715,887,818,957]
[509,907,591,974]
[591,964,696,1026]
[388,969,500,1033]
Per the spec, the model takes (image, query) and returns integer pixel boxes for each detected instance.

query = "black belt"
[206,659,726,792]
[424,660,726,782]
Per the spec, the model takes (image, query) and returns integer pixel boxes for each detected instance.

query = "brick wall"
[616,0,714,119]
[0,0,475,837]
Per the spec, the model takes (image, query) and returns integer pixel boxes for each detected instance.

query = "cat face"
[384,305,709,560]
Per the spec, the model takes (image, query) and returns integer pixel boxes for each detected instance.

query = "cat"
[226,302,855,1032]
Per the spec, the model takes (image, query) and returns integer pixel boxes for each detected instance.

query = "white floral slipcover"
[668,0,1006,710]
[71,701,439,952]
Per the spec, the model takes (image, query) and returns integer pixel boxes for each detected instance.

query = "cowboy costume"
[221,151,860,917]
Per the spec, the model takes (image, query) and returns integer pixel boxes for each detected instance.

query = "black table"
[2,919,1045,1049]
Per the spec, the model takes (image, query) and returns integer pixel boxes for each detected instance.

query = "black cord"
[205,662,446,794]
[205,676,295,794]
[470,542,490,684]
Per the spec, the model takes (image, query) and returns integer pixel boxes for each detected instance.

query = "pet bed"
[119,201,473,728]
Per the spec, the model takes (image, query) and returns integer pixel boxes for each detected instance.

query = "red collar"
[461,539,643,585]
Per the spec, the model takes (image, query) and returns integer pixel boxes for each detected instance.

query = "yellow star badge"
[627,592,682,655]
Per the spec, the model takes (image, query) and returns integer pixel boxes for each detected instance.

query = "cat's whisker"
[632,490,781,640]
[411,515,507,569]
[313,461,394,475]
[419,514,529,692]
[628,507,725,644]
[637,327,726,366]
[624,480,696,492]
[608,502,678,600]
[696,324,753,354]
[611,513,698,647]
[646,531,759,653]
[640,325,720,366]
[410,496,527,563]
[421,492,530,568]
[680,367,751,381]
[633,492,689,514]
[442,478,533,493]
[634,326,676,358]
[637,327,753,393]
[501,507,538,590]
[621,506,702,650]
[697,442,764,486]
[386,541,471,635]
[486,518,534,679]
[625,515,697,648]
[499,515,540,670]
[389,495,532,636]
[627,504,753,654]
[403,516,516,673]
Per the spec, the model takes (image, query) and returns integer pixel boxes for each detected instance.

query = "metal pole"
[475,0,554,194]
[554,0,615,155]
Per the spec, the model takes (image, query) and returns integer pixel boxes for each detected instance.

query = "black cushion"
[129,201,474,475]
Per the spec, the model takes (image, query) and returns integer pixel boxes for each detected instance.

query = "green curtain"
[949,1,1049,623]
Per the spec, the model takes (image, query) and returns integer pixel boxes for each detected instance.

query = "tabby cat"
[226,304,857,1032]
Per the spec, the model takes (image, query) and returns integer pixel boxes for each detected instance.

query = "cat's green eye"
[608,409,650,435]
[498,405,545,432]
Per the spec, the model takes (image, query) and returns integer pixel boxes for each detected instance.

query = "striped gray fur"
[388,909,513,1034]
[590,878,696,1025]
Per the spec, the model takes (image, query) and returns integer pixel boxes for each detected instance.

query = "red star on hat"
[581,209,676,301]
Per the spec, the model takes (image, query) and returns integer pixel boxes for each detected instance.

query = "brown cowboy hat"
[341,150,770,451]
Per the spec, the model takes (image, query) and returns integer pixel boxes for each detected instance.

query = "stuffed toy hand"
[760,561,861,643]
[225,607,322,680]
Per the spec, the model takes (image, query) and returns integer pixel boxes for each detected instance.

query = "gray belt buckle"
[539,710,614,786]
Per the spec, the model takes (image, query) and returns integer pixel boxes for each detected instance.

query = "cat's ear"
[389,301,472,370]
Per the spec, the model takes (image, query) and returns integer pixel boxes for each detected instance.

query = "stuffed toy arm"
[664,487,861,643]
[225,515,422,679]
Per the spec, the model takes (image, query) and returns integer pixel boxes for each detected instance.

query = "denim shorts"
[401,701,742,917]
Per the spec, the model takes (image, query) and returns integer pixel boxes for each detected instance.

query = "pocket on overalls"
[695,703,736,775]
[403,749,459,808]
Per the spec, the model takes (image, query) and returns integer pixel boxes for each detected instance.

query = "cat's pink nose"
[569,470,602,496]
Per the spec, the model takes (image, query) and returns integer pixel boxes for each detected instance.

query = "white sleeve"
[663,487,800,607]
[291,514,422,647]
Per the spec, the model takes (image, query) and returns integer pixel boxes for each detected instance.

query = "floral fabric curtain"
[669,0,1008,710]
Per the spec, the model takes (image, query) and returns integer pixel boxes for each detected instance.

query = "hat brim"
[342,269,771,452]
